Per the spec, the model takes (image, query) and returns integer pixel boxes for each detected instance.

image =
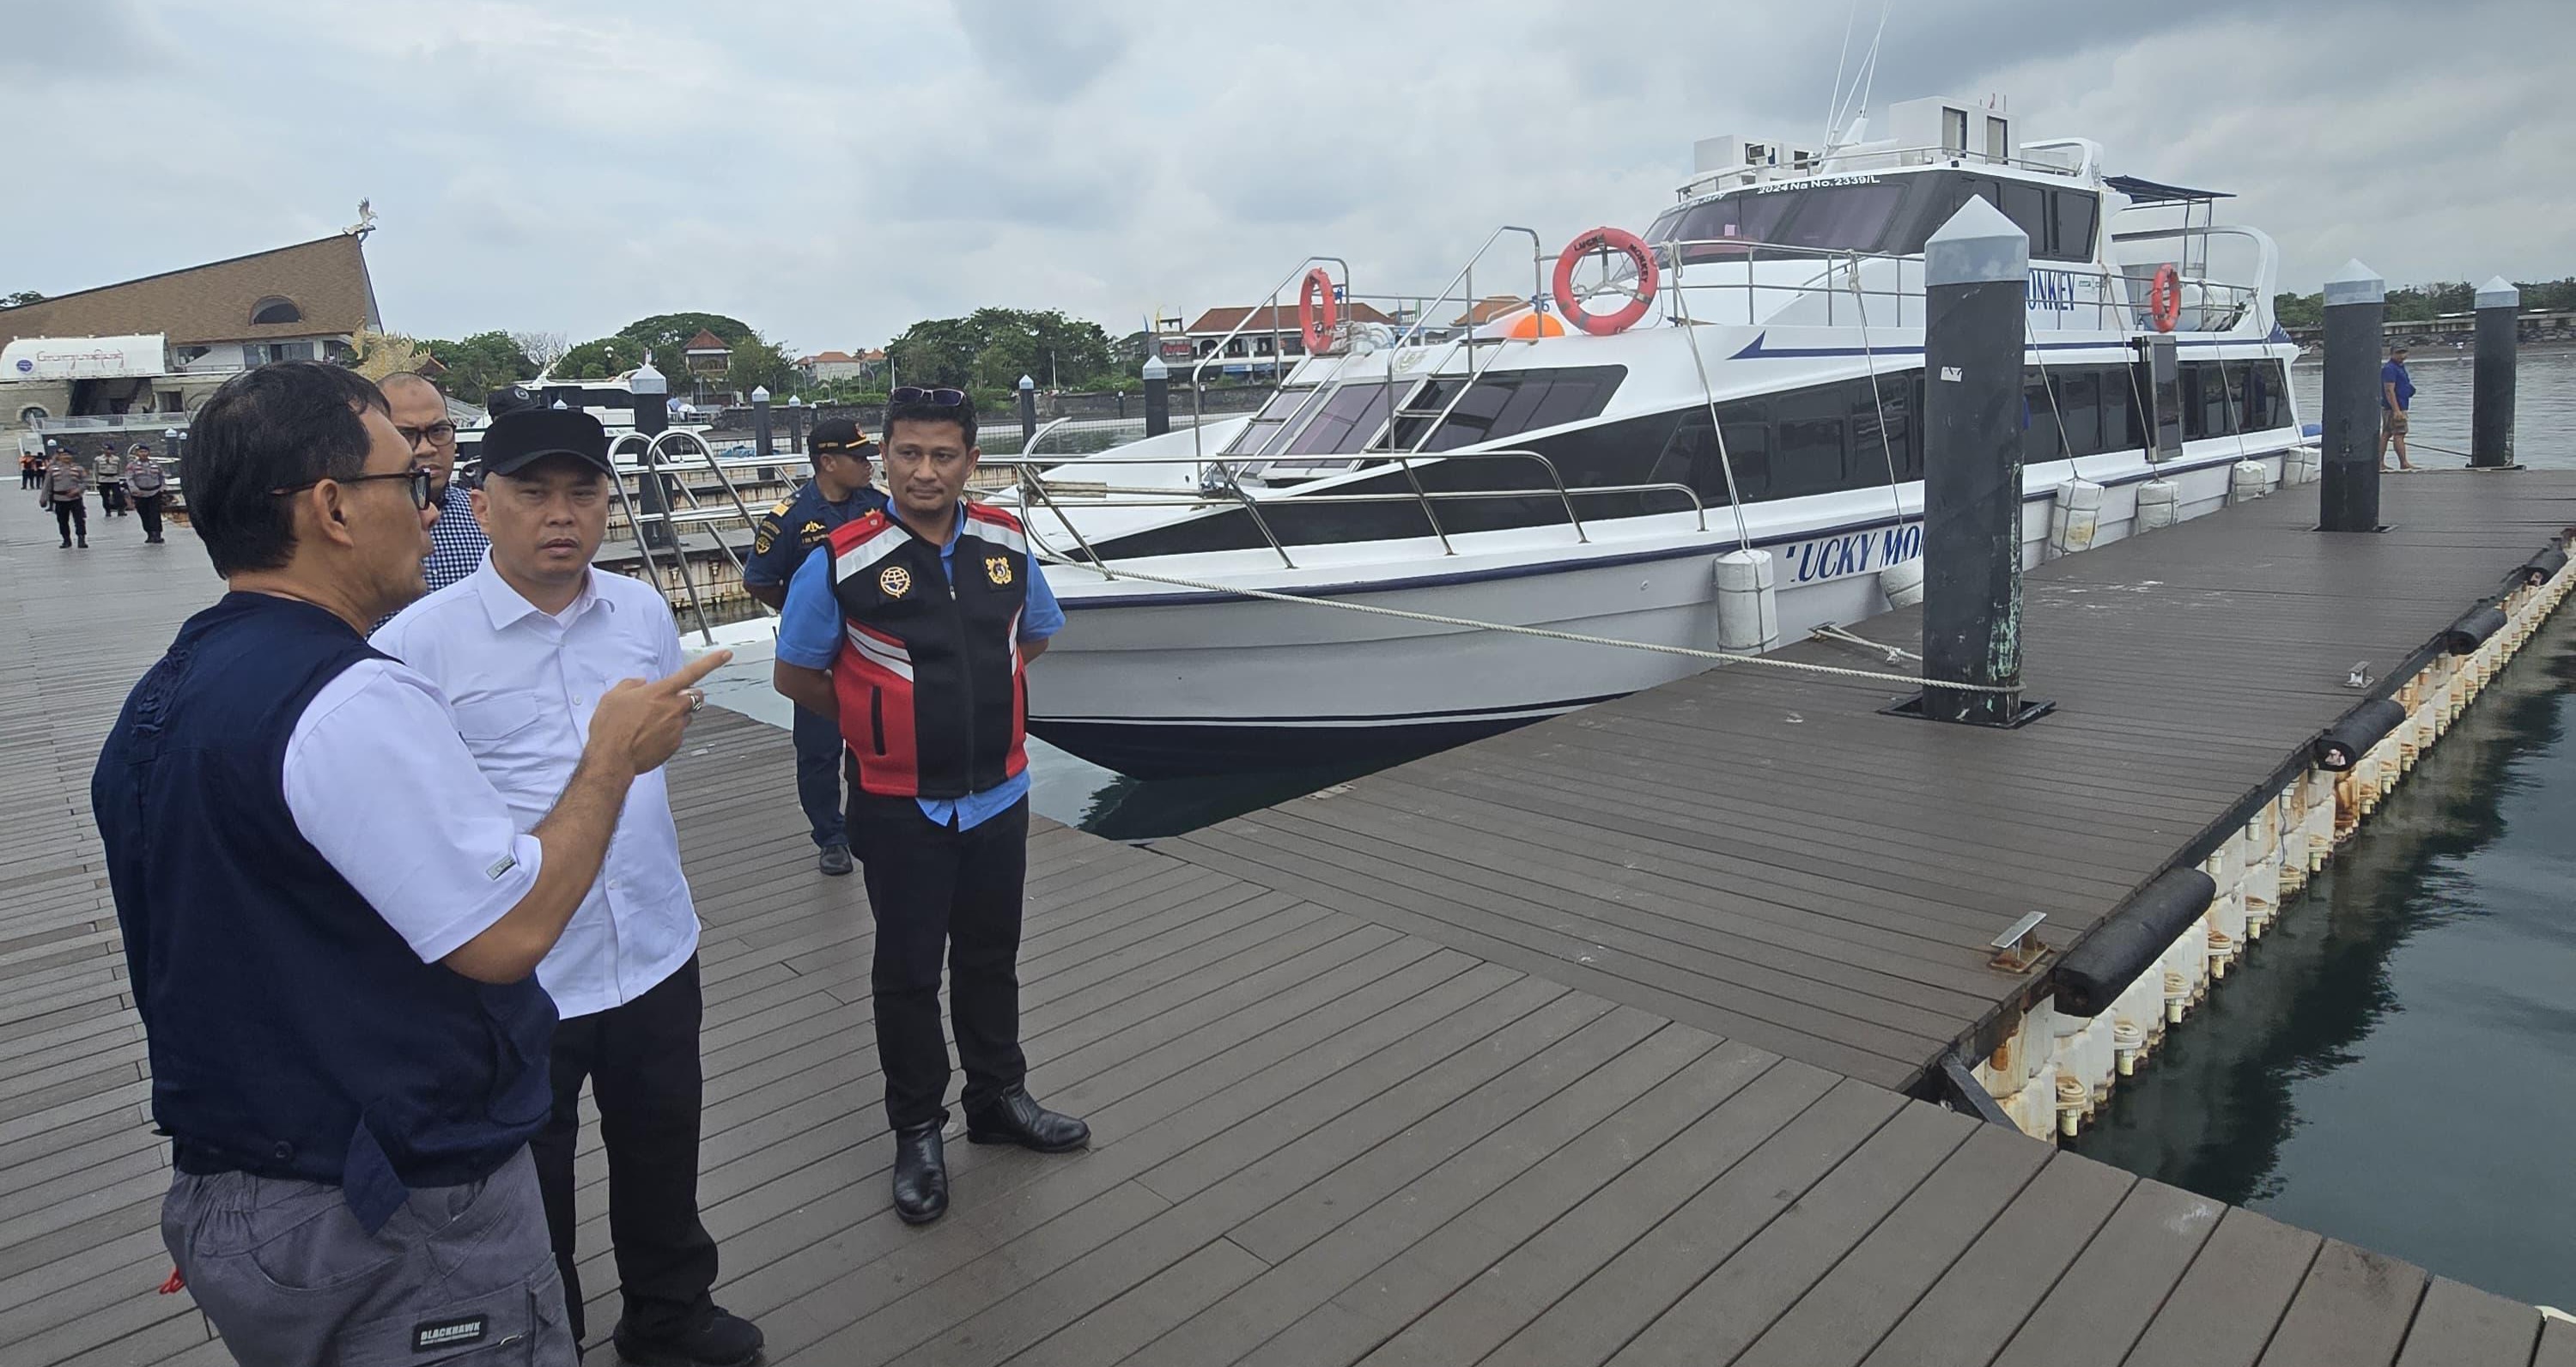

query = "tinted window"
[1772,183,1911,252]
[2000,181,2050,258]
[2246,361,2288,430]
[1224,386,1327,458]
[2021,371,2061,464]
[2057,372,2104,457]
[1396,366,1625,452]
[1771,384,1850,498]
[2050,192,2099,260]
[1281,381,1396,456]
[2101,368,2142,452]
[1850,376,1916,481]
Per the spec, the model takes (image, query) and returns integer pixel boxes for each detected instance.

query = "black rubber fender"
[2052,866,2219,1018]
[2312,698,2408,771]
[2517,546,2566,586]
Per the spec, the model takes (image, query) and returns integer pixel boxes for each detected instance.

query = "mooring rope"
[1046,557,2023,694]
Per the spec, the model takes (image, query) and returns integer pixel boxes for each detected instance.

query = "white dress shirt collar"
[469,557,614,633]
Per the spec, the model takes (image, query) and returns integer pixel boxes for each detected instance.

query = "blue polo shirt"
[742,479,887,590]
[2381,359,2414,410]
[777,502,1063,830]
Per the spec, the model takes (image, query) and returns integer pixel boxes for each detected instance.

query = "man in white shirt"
[374,409,762,1367]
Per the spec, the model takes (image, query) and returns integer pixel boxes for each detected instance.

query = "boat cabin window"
[1649,172,2102,264]
[1279,380,1396,458]
[1387,366,1625,452]
[1222,385,1328,459]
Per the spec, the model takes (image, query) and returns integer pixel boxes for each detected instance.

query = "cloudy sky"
[9,0,2572,354]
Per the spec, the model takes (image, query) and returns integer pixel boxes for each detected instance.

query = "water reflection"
[2074,606,2576,1309]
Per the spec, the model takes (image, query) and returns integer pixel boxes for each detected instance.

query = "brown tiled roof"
[0,234,379,349]
[683,330,730,353]
[1183,301,1395,336]
[805,350,859,364]
[1451,295,1533,326]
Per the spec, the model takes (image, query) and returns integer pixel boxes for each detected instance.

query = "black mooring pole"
[1142,355,1171,437]
[1018,374,1039,448]
[1920,197,2030,727]
[2319,259,2385,532]
[2472,276,2518,470]
[751,386,774,461]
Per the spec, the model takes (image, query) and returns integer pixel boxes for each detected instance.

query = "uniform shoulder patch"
[770,500,793,517]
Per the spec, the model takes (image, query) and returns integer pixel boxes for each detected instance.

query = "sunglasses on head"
[888,386,967,407]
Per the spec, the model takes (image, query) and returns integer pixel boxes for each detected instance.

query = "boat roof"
[2104,173,2233,204]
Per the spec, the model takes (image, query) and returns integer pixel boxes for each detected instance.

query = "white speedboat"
[999,94,2303,778]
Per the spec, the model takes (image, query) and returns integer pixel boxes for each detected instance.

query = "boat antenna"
[1851,0,1892,135]
[1824,1,1859,149]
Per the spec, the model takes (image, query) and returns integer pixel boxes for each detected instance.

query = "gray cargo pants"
[161,1147,575,1364]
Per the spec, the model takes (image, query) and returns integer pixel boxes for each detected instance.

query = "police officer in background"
[740,417,887,875]
[95,440,126,516]
[90,361,727,1366]
[771,388,1085,1226]
[125,442,169,544]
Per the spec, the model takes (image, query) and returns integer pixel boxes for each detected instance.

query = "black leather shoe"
[892,1121,948,1224]
[965,1087,1091,1152]
[613,1308,764,1367]
[817,842,854,877]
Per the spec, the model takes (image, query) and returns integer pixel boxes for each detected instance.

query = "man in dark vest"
[90,361,728,1366]
[770,387,1085,1225]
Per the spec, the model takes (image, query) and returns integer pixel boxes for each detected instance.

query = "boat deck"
[3,477,2569,1365]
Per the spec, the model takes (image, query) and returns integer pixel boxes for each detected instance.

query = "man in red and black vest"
[770,387,1084,1226]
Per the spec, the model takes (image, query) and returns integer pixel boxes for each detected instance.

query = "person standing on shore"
[2380,344,2416,472]
[374,409,763,1367]
[19,447,37,489]
[44,446,88,547]
[125,442,168,544]
[382,372,489,593]
[95,441,127,516]
[90,361,728,1367]
[770,388,1086,1227]
[739,417,887,876]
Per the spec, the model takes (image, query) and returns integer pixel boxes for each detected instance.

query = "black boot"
[891,1121,948,1225]
[611,1308,764,1367]
[965,1086,1090,1152]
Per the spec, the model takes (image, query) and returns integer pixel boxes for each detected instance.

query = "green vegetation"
[2274,277,2576,330]
[1,290,42,308]
[885,308,1116,394]
[413,331,538,399]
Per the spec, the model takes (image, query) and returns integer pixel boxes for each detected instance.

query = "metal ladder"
[1355,228,1548,553]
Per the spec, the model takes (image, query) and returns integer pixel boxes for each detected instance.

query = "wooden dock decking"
[3,475,2571,1366]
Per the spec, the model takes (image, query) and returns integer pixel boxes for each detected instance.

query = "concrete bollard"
[2318,259,2385,532]
[751,386,774,460]
[631,357,674,551]
[1142,355,1171,438]
[2472,276,2518,469]
[1919,197,2031,726]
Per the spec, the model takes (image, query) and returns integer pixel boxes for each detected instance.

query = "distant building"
[798,348,883,384]
[1180,301,1398,377]
[681,329,732,383]
[0,231,380,440]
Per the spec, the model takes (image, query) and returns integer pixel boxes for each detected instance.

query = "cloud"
[9,0,2575,353]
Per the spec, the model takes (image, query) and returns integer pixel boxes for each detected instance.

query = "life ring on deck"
[1298,268,1340,354]
[1552,227,1658,336]
[2148,264,2182,332]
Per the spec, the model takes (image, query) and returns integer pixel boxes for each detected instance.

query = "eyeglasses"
[889,386,967,407]
[269,467,435,510]
[396,422,459,447]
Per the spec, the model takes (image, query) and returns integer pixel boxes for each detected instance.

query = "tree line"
[2273,278,2576,330]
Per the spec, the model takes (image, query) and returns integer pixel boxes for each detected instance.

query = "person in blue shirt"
[740,418,888,874]
[769,387,1084,1227]
[2380,344,2416,472]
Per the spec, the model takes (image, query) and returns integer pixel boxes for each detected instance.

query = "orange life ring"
[1298,268,1340,354]
[2148,264,2182,333]
[1551,227,1658,336]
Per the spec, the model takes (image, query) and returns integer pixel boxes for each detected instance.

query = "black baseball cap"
[811,417,875,456]
[484,385,539,418]
[478,409,613,478]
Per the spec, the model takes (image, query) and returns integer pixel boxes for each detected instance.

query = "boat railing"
[1189,256,1350,463]
[603,427,774,641]
[1676,143,2087,200]
[982,447,1708,572]
[1652,234,2263,334]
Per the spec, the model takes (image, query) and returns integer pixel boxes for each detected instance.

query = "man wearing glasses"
[92,362,727,1366]
[376,408,762,1367]
[740,416,888,876]
[772,387,1086,1227]
[382,371,489,593]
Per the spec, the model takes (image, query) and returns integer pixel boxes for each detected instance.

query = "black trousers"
[52,498,85,543]
[849,791,1031,1131]
[135,494,163,541]
[791,704,851,849]
[100,481,124,513]
[530,957,718,1345]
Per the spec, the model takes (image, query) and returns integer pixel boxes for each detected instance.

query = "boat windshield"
[1645,171,2102,265]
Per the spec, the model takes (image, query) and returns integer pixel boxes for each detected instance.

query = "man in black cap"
[375,408,761,1367]
[739,417,888,875]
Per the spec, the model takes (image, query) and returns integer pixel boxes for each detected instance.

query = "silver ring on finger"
[684,688,706,712]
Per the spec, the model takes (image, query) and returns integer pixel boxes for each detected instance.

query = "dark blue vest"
[92,593,557,1230]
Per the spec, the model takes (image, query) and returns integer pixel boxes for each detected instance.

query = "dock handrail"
[605,427,776,641]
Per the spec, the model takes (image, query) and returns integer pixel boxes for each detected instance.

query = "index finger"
[656,649,734,691]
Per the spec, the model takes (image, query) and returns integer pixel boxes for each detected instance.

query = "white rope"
[1046,556,2023,694]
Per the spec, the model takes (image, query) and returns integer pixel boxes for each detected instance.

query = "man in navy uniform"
[741,416,886,875]
[771,387,1085,1226]
[90,361,726,1366]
